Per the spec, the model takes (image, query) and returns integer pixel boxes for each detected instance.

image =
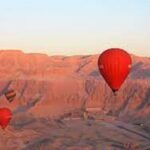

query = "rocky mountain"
[0,50,149,150]
[0,50,149,116]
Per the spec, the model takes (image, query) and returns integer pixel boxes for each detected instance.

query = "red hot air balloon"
[98,48,132,94]
[0,108,12,129]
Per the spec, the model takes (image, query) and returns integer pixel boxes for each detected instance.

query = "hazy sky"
[0,0,150,56]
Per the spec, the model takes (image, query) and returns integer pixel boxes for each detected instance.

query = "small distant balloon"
[98,48,132,93]
[0,108,12,129]
[5,89,16,103]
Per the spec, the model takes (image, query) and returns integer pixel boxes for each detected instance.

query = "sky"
[0,0,150,56]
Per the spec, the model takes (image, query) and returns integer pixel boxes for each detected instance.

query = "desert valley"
[0,50,149,150]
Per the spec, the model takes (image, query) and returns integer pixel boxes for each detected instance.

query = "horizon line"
[0,49,149,58]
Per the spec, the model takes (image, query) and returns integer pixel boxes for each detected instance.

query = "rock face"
[0,50,149,117]
[0,50,149,149]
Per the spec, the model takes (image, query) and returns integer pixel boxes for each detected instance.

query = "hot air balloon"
[0,108,12,129]
[98,48,132,94]
[4,89,16,103]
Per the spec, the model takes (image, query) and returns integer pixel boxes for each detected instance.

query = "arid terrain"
[0,50,149,150]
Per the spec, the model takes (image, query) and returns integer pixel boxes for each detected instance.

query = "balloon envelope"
[5,89,16,103]
[98,48,132,92]
[0,108,12,129]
